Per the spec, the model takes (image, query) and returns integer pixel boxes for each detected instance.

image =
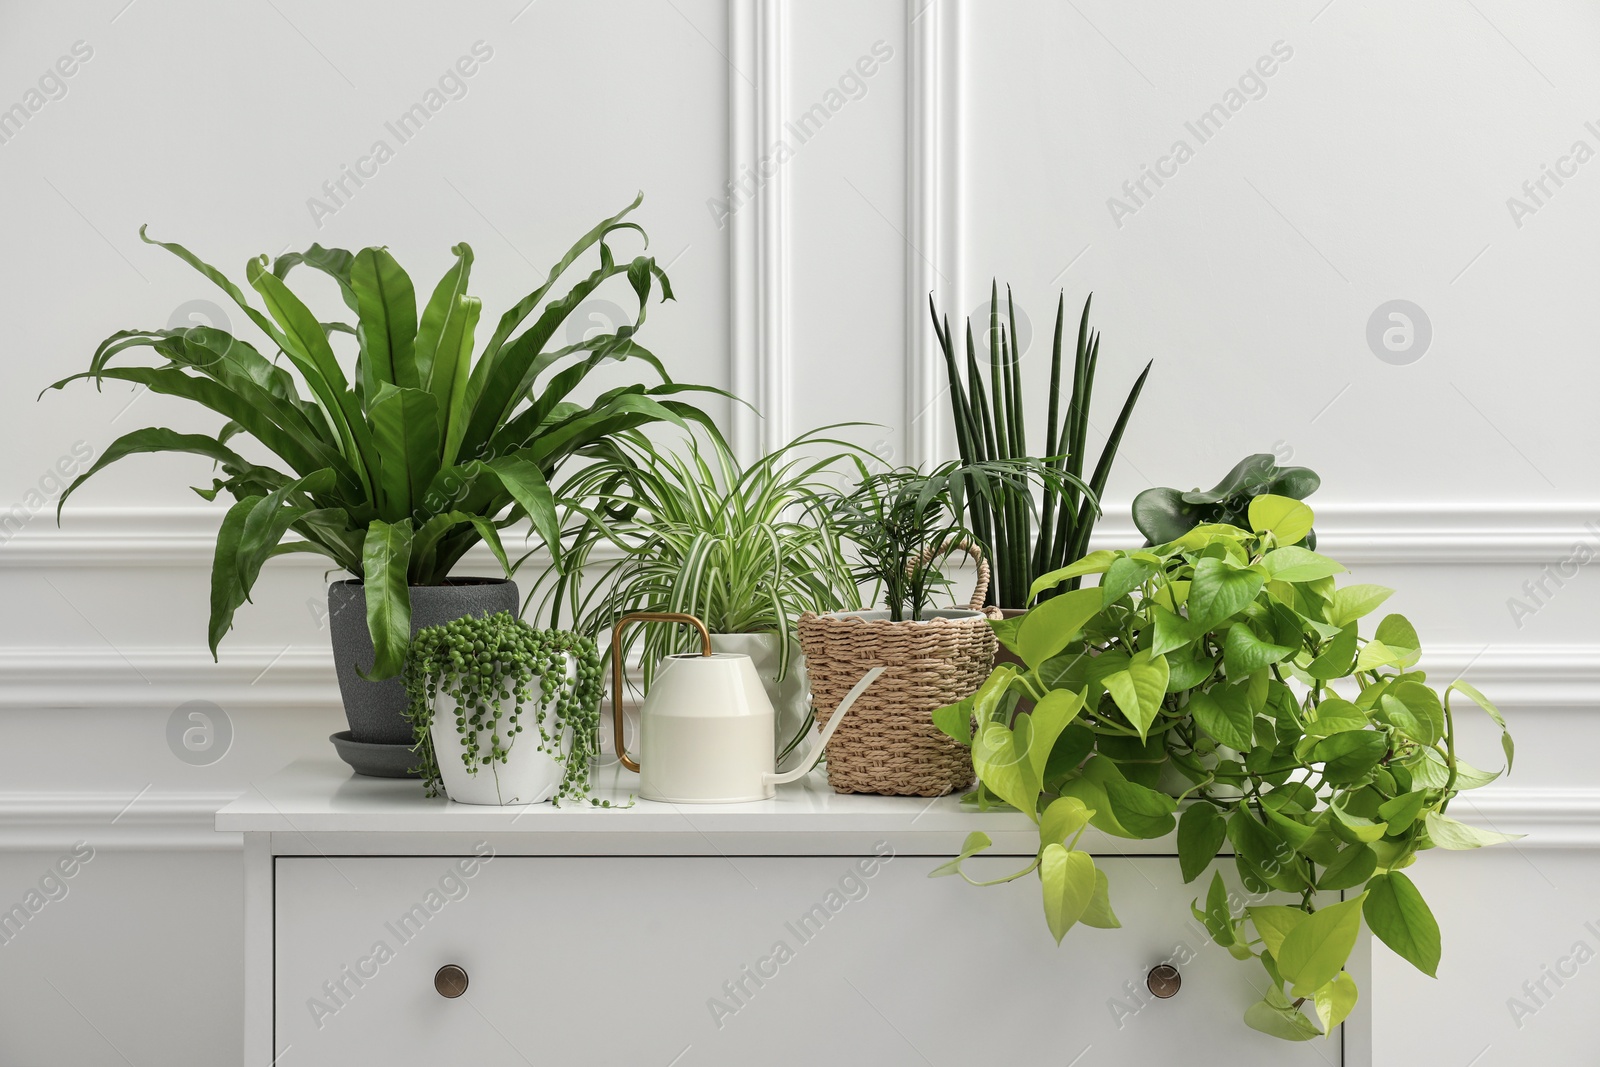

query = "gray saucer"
[329,731,422,778]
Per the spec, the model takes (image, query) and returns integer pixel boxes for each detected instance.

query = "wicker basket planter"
[798,542,1000,796]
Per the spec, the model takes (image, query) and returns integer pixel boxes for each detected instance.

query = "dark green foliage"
[48,196,723,677]
[1133,453,1321,547]
[933,285,1151,608]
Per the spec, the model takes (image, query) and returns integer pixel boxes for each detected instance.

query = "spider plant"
[932,284,1152,608]
[46,194,722,678]
[534,426,864,754]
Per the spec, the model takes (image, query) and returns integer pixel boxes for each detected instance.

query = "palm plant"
[47,195,721,678]
[932,284,1152,607]
[828,459,1067,622]
[536,426,863,679]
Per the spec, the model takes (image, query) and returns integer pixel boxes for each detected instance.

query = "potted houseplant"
[799,460,1043,796]
[402,611,604,806]
[534,426,864,766]
[46,194,721,775]
[932,495,1516,1040]
[1134,452,1322,547]
[933,284,1151,608]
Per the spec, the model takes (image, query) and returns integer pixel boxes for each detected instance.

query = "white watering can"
[611,613,884,804]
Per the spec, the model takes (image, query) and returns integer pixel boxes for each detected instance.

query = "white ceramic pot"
[429,654,577,806]
[708,632,810,764]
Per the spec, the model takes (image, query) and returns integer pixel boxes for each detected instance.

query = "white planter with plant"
[536,427,862,765]
[403,611,607,807]
[704,630,810,766]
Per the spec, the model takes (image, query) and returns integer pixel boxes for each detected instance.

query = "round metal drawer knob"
[1146,963,1181,999]
[435,964,469,999]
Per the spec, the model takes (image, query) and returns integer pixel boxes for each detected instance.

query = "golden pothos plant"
[933,496,1516,1040]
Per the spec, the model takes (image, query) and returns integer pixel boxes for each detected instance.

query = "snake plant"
[933,285,1152,608]
[47,194,721,678]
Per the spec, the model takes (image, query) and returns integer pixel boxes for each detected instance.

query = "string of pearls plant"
[402,611,607,806]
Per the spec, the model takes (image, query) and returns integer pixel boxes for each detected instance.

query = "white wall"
[0,1,1595,1063]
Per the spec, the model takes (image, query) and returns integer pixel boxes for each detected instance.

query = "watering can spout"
[764,667,886,788]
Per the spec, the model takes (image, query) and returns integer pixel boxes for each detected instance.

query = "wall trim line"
[728,0,789,463]
[0,640,1591,710]
[0,791,243,852]
[905,0,961,468]
[13,503,1597,567]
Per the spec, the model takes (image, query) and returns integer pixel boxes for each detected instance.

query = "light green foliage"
[1040,844,1098,942]
[49,196,723,678]
[931,499,1516,1040]
[532,427,863,759]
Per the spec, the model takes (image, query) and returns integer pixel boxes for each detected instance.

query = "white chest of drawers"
[218,757,1370,1066]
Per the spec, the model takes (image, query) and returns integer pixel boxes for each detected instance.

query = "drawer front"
[275,852,1345,1065]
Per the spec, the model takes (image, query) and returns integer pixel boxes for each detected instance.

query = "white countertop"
[215,755,1027,834]
[209,755,1209,863]
[215,756,1187,856]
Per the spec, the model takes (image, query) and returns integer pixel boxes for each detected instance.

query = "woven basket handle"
[909,537,991,613]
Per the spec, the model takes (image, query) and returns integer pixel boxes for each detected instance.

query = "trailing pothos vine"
[933,497,1517,1041]
[403,611,606,806]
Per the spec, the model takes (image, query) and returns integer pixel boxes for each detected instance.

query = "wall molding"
[728,0,789,463]
[13,503,1596,568]
[1448,789,1600,850]
[0,506,544,570]
[0,791,242,852]
[905,0,961,469]
[1411,643,1600,709]
[0,645,342,709]
[1086,502,1600,565]
[0,640,1592,712]
[0,645,661,710]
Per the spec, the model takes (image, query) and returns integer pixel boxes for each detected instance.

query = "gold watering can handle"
[611,612,712,774]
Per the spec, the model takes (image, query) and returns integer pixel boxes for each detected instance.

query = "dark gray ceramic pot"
[327,578,520,746]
